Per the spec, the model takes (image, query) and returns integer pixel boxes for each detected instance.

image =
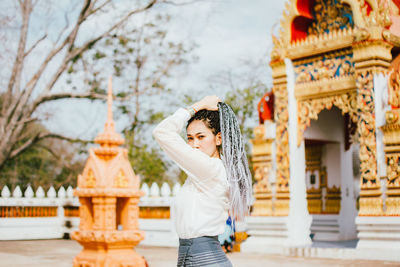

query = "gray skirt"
[177,236,233,267]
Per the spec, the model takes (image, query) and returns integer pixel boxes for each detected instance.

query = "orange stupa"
[72,77,146,267]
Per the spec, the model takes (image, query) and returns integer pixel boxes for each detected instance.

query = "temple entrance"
[303,107,358,243]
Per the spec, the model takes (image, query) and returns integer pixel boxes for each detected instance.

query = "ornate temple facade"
[242,0,400,260]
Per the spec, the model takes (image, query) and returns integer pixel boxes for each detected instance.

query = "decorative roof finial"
[107,76,114,126]
[94,76,124,147]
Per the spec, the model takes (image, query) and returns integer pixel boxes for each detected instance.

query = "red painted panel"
[364,1,372,15]
[297,0,316,19]
[291,16,313,42]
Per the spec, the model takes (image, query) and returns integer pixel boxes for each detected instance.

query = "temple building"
[242,0,400,261]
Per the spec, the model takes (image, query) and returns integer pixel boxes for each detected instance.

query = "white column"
[339,145,357,240]
[374,73,390,178]
[285,58,312,247]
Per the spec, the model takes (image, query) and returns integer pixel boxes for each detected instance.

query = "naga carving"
[297,92,358,145]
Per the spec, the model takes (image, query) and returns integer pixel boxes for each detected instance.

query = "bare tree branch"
[9,132,92,160]
[4,0,32,113]
[31,89,143,111]
[4,0,93,125]
[35,143,84,175]
[33,0,158,116]
[35,143,74,170]
[89,0,112,15]
[24,34,47,58]
[0,0,196,171]
[32,91,107,111]
[161,0,203,6]
[38,133,93,145]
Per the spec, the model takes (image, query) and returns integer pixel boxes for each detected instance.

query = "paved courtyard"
[0,240,399,267]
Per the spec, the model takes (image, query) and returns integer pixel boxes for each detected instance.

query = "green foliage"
[224,85,267,182]
[0,138,84,191]
[224,84,266,141]
[125,131,169,186]
[67,13,195,106]
[63,13,196,187]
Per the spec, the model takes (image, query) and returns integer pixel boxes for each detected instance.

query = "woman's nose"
[193,139,200,148]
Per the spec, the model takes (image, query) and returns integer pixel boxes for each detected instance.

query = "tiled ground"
[0,240,398,267]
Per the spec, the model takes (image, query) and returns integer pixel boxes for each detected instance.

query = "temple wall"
[325,144,341,188]
[339,144,358,239]
[304,107,357,240]
[0,183,181,247]
[304,108,344,143]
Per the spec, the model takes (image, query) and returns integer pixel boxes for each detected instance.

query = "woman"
[153,95,252,267]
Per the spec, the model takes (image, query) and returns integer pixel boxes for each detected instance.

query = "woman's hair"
[218,102,252,222]
[187,109,220,135]
[186,103,252,222]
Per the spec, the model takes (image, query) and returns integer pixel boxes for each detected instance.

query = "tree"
[0,121,85,190]
[0,0,198,173]
[175,56,269,184]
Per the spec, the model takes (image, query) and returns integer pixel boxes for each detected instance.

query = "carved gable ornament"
[271,0,400,146]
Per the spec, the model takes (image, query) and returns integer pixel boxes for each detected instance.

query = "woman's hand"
[192,95,221,111]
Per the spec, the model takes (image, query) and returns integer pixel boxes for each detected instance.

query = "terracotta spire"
[73,75,145,266]
[107,76,114,131]
[94,76,124,147]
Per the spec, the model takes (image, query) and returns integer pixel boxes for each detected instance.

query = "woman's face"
[187,120,221,158]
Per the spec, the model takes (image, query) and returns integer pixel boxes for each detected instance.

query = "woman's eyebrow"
[187,132,205,136]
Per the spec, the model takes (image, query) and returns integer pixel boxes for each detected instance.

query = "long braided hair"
[218,102,252,221]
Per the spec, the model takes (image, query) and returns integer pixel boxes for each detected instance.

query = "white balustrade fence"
[0,182,182,246]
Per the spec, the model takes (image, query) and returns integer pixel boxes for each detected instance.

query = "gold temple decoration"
[325,185,341,214]
[271,60,290,216]
[114,170,129,188]
[72,77,146,267]
[307,0,354,37]
[86,169,96,188]
[250,125,273,216]
[139,207,170,219]
[297,93,358,146]
[355,70,383,216]
[304,144,341,214]
[306,145,323,214]
[307,187,323,214]
[350,1,394,215]
[383,57,400,216]
[294,53,355,84]
[382,109,400,216]
[270,0,400,218]
[388,55,400,109]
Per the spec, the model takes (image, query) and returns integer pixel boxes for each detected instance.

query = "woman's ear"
[216,132,222,146]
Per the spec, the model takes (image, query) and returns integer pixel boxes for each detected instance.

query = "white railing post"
[1,185,11,198]
[150,183,160,197]
[13,186,22,198]
[25,185,34,198]
[36,186,45,198]
[172,182,181,196]
[161,182,171,197]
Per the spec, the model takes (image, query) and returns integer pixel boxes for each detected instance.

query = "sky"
[40,0,287,140]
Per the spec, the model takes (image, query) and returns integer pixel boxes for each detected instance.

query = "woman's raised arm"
[152,107,222,181]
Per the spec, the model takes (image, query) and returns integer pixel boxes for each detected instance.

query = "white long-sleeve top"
[152,108,230,239]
